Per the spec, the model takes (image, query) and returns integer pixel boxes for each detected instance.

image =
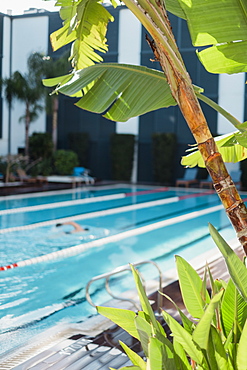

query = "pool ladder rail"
[85,260,163,314]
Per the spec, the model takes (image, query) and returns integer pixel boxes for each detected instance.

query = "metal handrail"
[85,260,163,313]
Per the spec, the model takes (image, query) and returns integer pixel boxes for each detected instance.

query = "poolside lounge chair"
[200,170,241,189]
[72,167,95,185]
[199,174,212,188]
[46,168,95,188]
[16,168,47,184]
[16,168,38,183]
[176,168,198,188]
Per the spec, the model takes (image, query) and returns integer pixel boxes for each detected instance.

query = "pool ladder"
[85,260,163,313]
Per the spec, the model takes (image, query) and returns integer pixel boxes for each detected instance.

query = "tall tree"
[44,0,247,255]
[1,54,45,157]
[29,52,70,151]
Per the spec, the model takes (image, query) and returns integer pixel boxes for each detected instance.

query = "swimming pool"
[0,184,243,356]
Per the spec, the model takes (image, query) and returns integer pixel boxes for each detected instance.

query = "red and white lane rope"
[0,203,223,271]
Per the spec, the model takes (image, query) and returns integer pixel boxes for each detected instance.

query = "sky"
[0,0,58,15]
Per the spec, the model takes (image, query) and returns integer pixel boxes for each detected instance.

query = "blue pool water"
[0,184,242,355]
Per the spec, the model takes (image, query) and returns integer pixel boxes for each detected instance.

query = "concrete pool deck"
[1,240,244,369]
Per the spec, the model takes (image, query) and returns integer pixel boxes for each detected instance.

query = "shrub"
[29,158,53,177]
[53,149,79,175]
[29,132,53,160]
[110,133,135,181]
[152,133,176,184]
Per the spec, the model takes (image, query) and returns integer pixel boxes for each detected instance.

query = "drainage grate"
[8,329,134,370]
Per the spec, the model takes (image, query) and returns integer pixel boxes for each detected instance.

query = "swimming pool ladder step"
[85,260,163,312]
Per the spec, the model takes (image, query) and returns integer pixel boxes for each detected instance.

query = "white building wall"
[117,8,142,183]
[117,8,141,136]
[0,16,11,155]
[217,73,246,134]
[217,73,246,171]
[10,15,49,154]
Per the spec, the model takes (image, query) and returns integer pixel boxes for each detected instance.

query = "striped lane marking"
[0,203,223,271]
[0,196,180,234]
[0,191,216,234]
[0,187,169,216]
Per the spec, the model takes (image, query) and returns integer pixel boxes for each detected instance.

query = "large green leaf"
[197,41,247,74]
[181,132,247,168]
[173,340,191,370]
[53,63,177,121]
[175,255,208,319]
[162,310,204,365]
[192,290,224,350]
[96,306,140,339]
[160,292,194,334]
[119,340,146,370]
[221,278,247,339]
[135,315,152,358]
[177,0,247,74]
[236,319,247,370]
[51,0,114,70]
[210,326,230,370]
[209,224,247,302]
[130,265,159,332]
[166,0,186,19]
[147,336,176,370]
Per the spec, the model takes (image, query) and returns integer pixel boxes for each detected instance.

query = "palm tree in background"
[29,51,70,152]
[1,54,44,157]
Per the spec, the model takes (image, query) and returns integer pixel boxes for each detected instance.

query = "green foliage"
[53,149,79,175]
[29,158,53,177]
[110,134,135,181]
[29,132,53,160]
[28,132,54,176]
[175,0,247,74]
[97,226,247,369]
[68,132,89,166]
[45,63,179,122]
[152,133,176,184]
[181,132,247,168]
[50,0,115,70]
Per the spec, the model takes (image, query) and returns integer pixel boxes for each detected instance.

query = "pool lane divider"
[0,201,222,271]
[0,187,169,216]
[0,190,214,235]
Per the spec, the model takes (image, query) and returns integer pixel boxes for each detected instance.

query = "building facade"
[0,6,246,182]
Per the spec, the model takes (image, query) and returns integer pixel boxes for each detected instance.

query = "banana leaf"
[48,63,178,121]
[51,0,114,70]
[176,0,247,74]
[181,132,247,168]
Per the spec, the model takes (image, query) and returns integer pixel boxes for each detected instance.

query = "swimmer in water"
[56,221,89,234]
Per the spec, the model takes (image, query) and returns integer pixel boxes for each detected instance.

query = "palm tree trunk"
[125,0,247,255]
[52,96,59,152]
[25,103,30,157]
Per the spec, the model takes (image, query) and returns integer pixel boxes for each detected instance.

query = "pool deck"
[1,241,244,369]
